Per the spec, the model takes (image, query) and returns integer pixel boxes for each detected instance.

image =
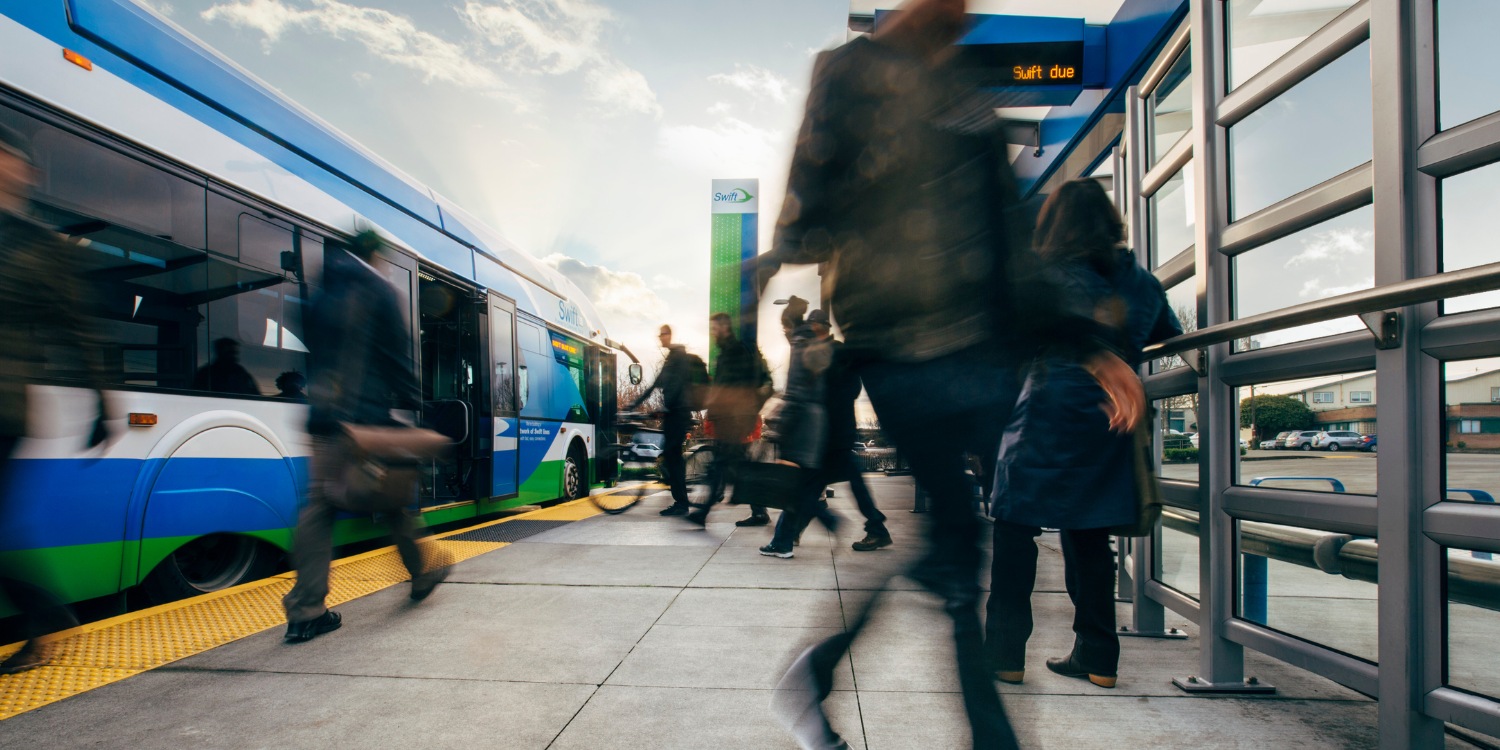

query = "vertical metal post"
[1370,1,1444,746]
[1174,0,1270,694]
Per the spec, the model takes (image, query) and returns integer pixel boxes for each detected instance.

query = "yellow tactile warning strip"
[0,494,611,720]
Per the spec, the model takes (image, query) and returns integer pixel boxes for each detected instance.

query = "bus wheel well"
[140,534,282,605]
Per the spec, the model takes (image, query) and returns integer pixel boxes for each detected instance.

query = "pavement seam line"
[0,496,607,721]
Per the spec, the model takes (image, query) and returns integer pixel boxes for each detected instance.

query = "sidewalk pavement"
[0,476,1470,749]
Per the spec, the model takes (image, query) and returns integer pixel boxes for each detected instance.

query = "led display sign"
[956,41,1086,88]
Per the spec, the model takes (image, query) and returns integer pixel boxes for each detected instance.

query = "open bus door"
[587,344,618,485]
[487,293,519,497]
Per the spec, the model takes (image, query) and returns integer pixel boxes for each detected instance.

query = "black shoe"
[759,543,794,559]
[684,507,709,526]
[851,534,892,552]
[284,610,342,643]
[736,514,770,527]
[0,642,49,675]
[1045,655,1116,688]
[659,504,690,516]
[411,565,449,601]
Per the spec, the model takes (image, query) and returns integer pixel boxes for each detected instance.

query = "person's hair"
[710,312,732,326]
[349,229,383,260]
[659,324,672,336]
[1032,179,1126,270]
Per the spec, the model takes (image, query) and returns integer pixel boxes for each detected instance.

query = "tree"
[1239,394,1315,439]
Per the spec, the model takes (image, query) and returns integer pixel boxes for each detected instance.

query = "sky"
[138,0,850,380]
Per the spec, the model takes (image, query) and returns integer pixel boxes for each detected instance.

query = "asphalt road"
[1159,450,1500,499]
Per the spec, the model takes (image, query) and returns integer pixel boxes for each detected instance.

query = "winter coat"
[774,324,831,469]
[991,250,1182,530]
[708,334,771,443]
[633,344,695,414]
[305,247,420,435]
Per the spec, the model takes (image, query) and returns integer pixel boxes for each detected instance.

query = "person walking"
[759,308,833,558]
[282,230,448,643]
[687,312,772,527]
[985,180,1182,690]
[631,324,698,516]
[0,125,112,673]
[813,310,890,551]
[757,1,1146,747]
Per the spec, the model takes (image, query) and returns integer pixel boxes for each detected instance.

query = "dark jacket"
[633,345,694,413]
[991,251,1183,530]
[305,247,420,435]
[767,36,1111,363]
[0,212,102,438]
[775,324,831,469]
[822,339,861,460]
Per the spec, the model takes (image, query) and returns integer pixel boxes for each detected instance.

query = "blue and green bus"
[0,1,626,606]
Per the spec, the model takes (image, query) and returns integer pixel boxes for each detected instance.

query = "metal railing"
[1141,260,1500,358]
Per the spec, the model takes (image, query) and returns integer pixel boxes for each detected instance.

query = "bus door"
[416,271,481,505]
[586,344,619,485]
[487,293,519,497]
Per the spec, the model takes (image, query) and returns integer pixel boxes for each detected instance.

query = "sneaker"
[659,504,690,516]
[759,543,794,559]
[0,642,49,675]
[284,610,343,643]
[735,514,770,527]
[851,534,892,551]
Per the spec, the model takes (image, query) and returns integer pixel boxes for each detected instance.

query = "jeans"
[788,346,1022,750]
[829,451,886,536]
[987,521,1119,675]
[283,434,442,624]
[0,436,76,643]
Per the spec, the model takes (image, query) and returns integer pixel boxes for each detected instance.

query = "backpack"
[683,353,710,410]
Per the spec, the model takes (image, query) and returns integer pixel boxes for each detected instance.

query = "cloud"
[202,0,508,93]
[138,0,175,16]
[462,0,660,117]
[657,116,782,175]
[202,0,660,116]
[540,253,669,324]
[1284,227,1374,268]
[709,64,794,103]
[1299,276,1375,300]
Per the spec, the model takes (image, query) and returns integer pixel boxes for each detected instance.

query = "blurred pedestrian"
[760,307,833,558]
[758,0,1145,746]
[813,309,890,551]
[687,312,772,527]
[631,324,699,516]
[0,124,112,673]
[985,180,1182,689]
[282,230,447,643]
[193,337,260,396]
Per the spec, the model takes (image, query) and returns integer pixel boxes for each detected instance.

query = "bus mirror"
[628,363,643,385]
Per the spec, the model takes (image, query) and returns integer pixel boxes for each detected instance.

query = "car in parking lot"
[1312,430,1364,451]
[1358,434,1377,452]
[1260,431,1293,450]
[1284,430,1322,451]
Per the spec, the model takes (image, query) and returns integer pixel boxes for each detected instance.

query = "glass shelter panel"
[1150,161,1195,267]
[1151,47,1193,164]
[1160,511,1201,600]
[1443,359,1500,504]
[1234,372,1378,494]
[1446,546,1500,699]
[1232,205,1374,349]
[1225,0,1362,91]
[1237,521,1378,663]
[1441,162,1500,315]
[1152,277,1197,373]
[1437,0,1500,130]
[1227,41,1372,220]
[1156,396,1200,481]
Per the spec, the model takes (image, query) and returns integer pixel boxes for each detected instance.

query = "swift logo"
[714,188,755,203]
[558,300,586,328]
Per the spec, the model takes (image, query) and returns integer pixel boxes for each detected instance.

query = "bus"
[0,1,629,608]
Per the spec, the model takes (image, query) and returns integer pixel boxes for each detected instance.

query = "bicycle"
[589,411,673,514]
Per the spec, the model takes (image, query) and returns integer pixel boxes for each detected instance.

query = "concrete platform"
[0,476,1481,748]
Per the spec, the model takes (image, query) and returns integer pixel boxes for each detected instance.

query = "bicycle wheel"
[589,446,653,514]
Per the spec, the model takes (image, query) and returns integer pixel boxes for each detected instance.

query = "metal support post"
[1121,526,1188,639]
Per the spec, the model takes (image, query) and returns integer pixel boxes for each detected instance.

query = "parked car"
[1312,430,1363,451]
[1284,430,1321,451]
[1260,431,1293,450]
[628,442,663,461]
[1358,434,1378,452]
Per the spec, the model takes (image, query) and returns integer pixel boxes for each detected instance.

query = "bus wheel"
[564,445,589,499]
[142,534,277,604]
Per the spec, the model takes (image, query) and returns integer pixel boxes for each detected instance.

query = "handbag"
[1107,421,1163,537]
[331,423,452,513]
[728,442,807,511]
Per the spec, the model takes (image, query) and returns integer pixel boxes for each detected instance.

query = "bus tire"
[564,444,589,500]
[141,534,279,605]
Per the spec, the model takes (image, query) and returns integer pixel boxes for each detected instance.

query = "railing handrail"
[1142,260,1500,359]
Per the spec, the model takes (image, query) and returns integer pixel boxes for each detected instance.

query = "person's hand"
[1083,352,1145,433]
